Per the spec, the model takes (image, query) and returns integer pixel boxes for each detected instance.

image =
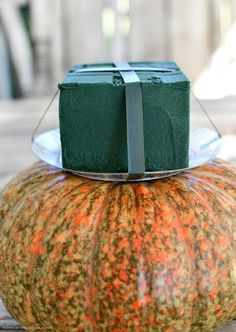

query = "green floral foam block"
[58,62,190,173]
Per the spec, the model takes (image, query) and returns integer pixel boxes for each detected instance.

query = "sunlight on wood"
[194,22,236,99]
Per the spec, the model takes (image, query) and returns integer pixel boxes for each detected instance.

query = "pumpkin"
[0,159,235,332]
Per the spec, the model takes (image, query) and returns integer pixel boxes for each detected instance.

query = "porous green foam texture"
[58,62,190,173]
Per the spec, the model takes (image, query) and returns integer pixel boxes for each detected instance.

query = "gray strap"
[75,66,174,73]
[114,62,145,176]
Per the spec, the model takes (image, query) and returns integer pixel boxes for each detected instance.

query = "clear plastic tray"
[32,127,221,182]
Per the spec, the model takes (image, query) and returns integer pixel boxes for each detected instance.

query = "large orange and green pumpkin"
[0,159,235,332]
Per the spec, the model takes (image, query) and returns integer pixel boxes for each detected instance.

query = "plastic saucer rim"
[32,127,222,182]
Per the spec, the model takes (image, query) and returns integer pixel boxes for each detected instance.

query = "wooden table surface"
[0,97,236,331]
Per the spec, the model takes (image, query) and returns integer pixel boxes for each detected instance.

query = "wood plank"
[129,0,166,60]
[0,22,12,99]
[0,2,34,96]
[48,0,64,88]
[62,0,105,66]
[170,0,210,81]
[30,0,53,95]
[0,97,57,188]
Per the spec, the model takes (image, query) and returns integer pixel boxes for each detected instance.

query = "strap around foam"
[114,62,145,176]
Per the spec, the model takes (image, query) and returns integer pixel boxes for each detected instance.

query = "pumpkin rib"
[81,182,118,327]
[156,179,216,329]
[179,166,236,221]
[188,171,235,202]
[0,166,64,218]
[35,181,117,330]
[4,175,86,257]
[152,183,200,330]
[161,178,234,331]
[136,181,196,329]
[1,173,91,328]
[147,183,195,331]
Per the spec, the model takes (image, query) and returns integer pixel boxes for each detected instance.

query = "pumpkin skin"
[0,159,235,332]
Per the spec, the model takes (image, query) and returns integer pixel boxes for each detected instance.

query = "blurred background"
[0,0,236,187]
[1,0,236,98]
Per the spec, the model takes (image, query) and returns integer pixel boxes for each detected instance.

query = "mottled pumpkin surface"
[0,159,235,332]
